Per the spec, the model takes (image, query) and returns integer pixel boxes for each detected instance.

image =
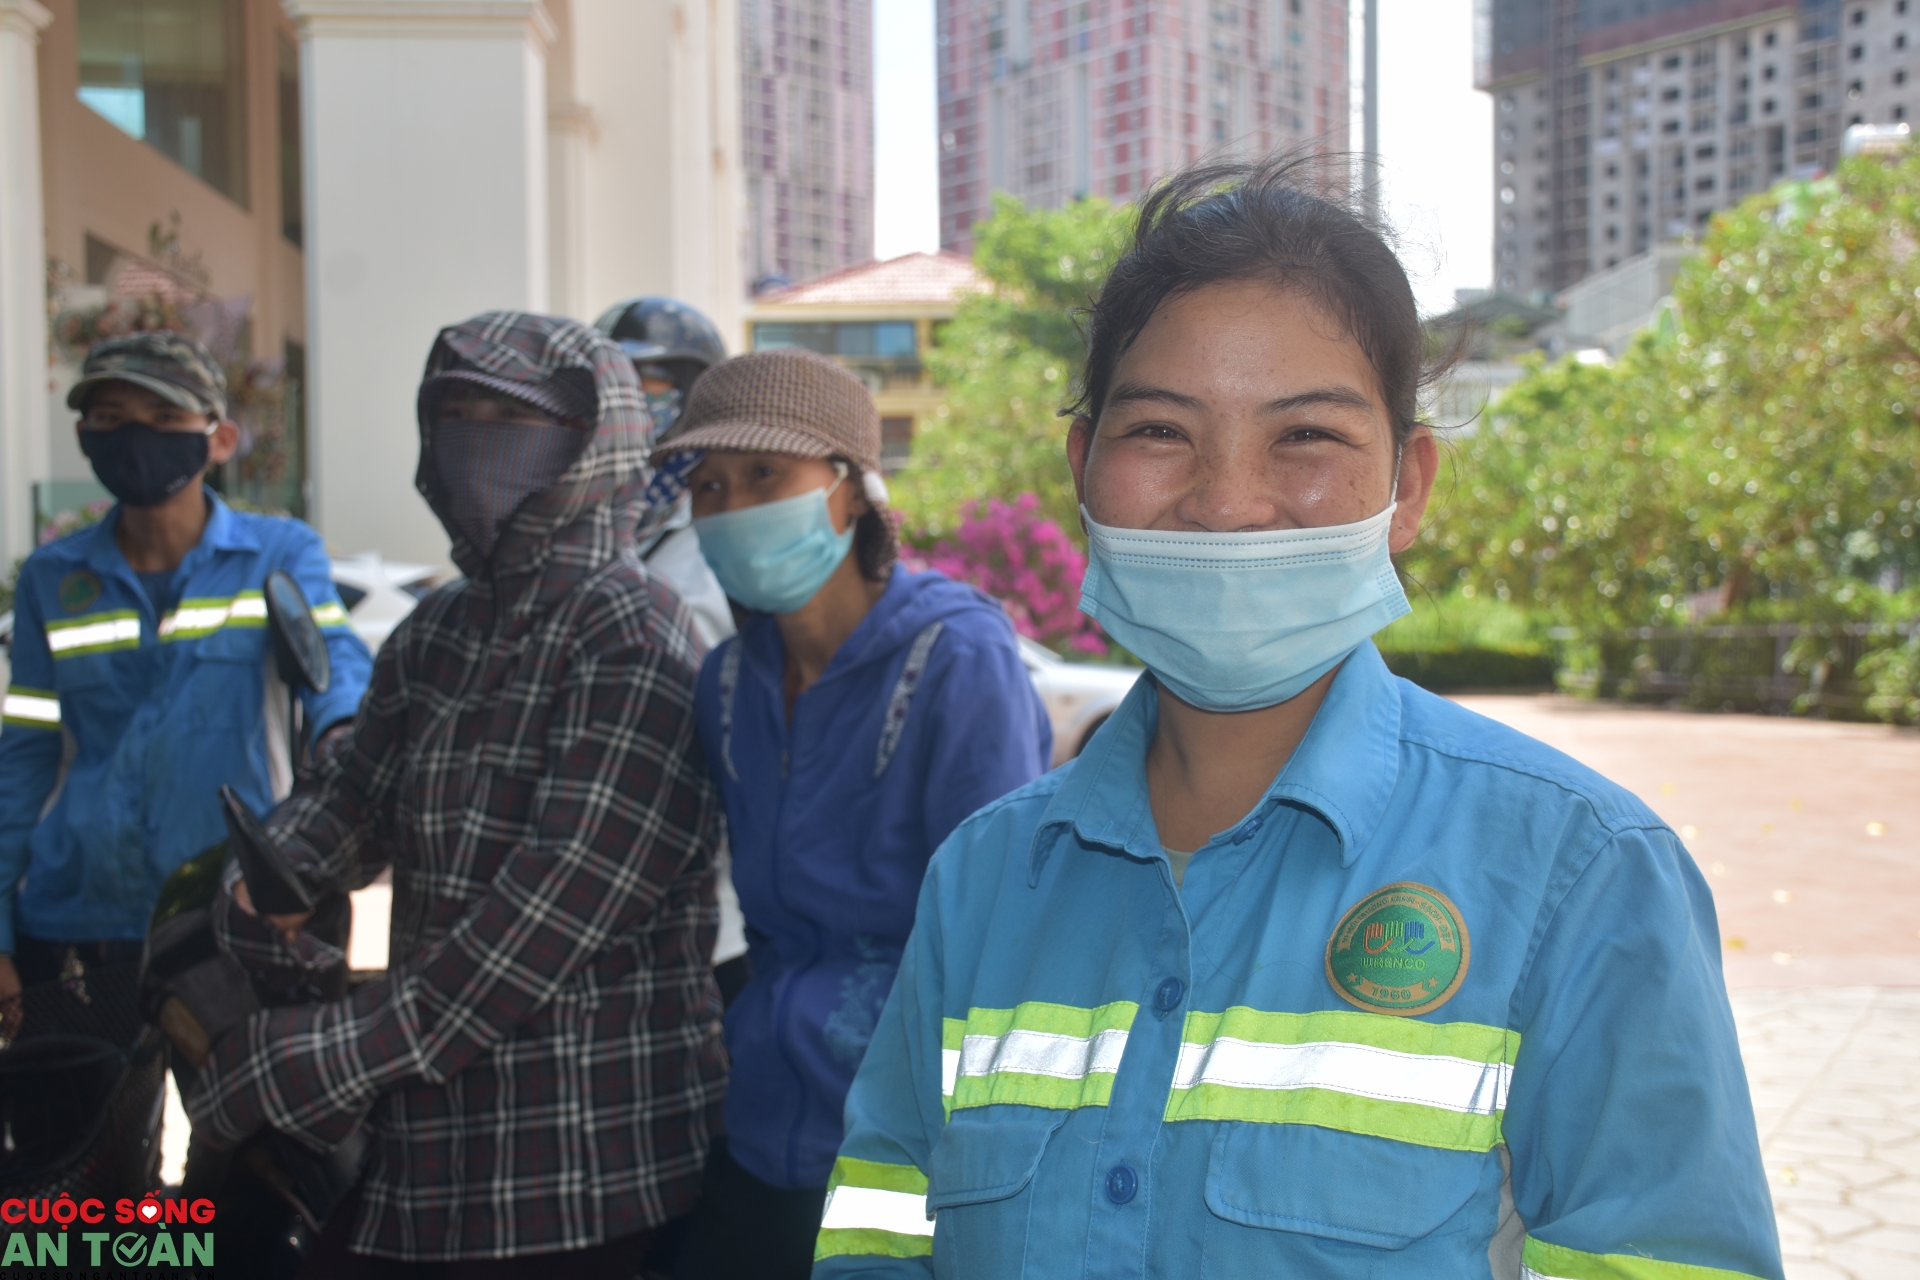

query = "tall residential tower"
[1480,0,1919,298]
[935,1,1351,252]
[742,0,876,289]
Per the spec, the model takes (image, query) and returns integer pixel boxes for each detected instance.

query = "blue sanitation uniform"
[696,564,1053,1192]
[816,643,1782,1279]
[0,494,372,952]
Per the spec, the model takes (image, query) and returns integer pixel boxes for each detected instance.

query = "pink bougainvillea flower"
[920,495,1107,656]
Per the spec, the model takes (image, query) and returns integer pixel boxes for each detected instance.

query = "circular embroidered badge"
[58,570,102,614]
[1325,881,1471,1017]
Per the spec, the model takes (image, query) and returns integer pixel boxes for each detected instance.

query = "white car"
[1018,636,1143,766]
[329,554,439,653]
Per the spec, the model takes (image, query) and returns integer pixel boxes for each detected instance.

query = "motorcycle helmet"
[591,297,728,394]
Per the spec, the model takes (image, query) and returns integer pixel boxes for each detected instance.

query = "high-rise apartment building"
[1480,0,1919,298]
[742,0,876,289]
[935,1,1351,252]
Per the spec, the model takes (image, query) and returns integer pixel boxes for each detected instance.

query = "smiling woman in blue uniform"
[814,155,1782,1280]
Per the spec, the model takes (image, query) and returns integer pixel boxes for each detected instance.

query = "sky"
[872,0,1492,317]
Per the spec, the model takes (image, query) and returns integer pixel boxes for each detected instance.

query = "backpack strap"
[874,621,945,779]
[717,640,742,782]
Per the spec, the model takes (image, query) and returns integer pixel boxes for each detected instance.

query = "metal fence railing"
[1551,622,1919,719]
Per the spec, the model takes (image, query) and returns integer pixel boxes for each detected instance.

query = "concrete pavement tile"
[1849,1188,1920,1228]
[1805,1156,1905,1189]
[1783,1202,1881,1236]
[1775,1210,1827,1249]
[1799,1094,1902,1121]
[1822,1242,1920,1280]
[1769,1129,1875,1159]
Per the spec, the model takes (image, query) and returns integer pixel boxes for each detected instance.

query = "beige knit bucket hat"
[657,348,883,480]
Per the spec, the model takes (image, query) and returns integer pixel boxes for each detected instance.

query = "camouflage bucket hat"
[67,331,228,420]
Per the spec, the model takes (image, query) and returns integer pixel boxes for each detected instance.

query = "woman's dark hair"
[843,460,898,582]
[1069,151,1447,445]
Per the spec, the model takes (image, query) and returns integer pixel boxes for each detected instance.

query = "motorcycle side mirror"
[219,785,315,918]
[264,570,331,695]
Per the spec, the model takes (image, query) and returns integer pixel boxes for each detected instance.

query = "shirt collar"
[77,487,256,575]
[1029,642,1403,881]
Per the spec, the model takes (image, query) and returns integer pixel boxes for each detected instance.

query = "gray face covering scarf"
[432,421,586,559]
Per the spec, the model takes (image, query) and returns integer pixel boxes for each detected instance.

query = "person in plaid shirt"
[186,312,727,1276]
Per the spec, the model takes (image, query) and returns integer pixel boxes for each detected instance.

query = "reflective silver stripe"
[159,592,267,639]
[956,1026,1129,1088]
[1172,1036,1512,1115]
[819,1186,934,1237]
[942,1048,961,1098]
[2,692,60,725]
[311,602,349,626]
[159,603,235,637]
[45,616,142,653]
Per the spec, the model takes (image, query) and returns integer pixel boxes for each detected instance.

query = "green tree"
[1407,152,1920,636]
[891,193,1131,539]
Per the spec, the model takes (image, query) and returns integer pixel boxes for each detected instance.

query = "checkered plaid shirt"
[186,313,726,1260]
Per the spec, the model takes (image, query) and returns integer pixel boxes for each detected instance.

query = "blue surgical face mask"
[1078,501,1410,712]
[692,472,855,614]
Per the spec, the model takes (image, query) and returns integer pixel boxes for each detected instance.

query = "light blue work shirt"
[815,643,1781,1280]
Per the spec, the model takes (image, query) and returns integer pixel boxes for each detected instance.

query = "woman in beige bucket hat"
[656,348,1053,1280]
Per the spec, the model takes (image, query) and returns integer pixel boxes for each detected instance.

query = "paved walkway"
[1733,987,1920,1279]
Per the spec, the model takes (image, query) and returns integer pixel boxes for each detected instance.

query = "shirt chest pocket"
[1200,1124,1489,1276]
[188,628,268,730]
[926,1112,1064,1278]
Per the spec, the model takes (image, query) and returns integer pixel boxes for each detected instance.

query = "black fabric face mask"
[79,422,211,508]
[431,420,586,560]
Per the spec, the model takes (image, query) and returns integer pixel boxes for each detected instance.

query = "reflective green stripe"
[815,1158,933,1261]
[159,591,267,641]
[1181,1008,1519,1063]
[828,1156,928,1196]
[312,601,350,627]
[1523,1236,1768,1280]
[1164,1007,1520,1153]
[45,610,142,656]
[2,686,61,729]
[944,1000,1138,1116]
[814,1227,934,1261]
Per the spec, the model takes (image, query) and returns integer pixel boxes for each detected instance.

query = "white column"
[566,0,743,348]
[284,0,552,568]
[0,0,52,571]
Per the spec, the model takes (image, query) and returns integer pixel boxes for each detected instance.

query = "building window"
[880,417,913,473]
[1899,103,1910,119]
[76,0,249,205]
[754,321,917,359]
[1853,8,1866,25]
[1900,70,1911,85]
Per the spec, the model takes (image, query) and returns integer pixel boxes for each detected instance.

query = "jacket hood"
[762,564,1015,678]
[416,311,666,601]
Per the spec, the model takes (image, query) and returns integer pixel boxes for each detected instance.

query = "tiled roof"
[757,252,984,307]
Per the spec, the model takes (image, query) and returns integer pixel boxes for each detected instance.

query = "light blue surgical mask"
[1078,501,1410,712]
[692,473,855,614]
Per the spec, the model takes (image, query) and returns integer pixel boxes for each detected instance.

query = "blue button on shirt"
[814,643,1781,1279]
